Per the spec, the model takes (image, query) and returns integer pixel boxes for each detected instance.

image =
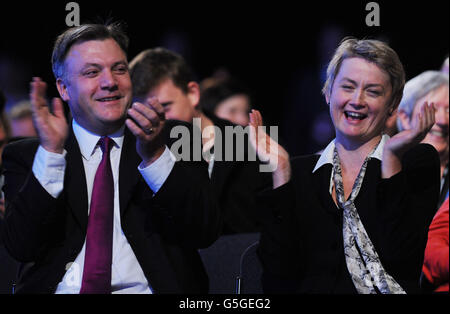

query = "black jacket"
[1,125,221,294]
[258,144,440,294]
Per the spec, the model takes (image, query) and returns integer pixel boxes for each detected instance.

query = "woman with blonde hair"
[252,37,440,294]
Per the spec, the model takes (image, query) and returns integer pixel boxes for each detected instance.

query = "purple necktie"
[80,136,114,294]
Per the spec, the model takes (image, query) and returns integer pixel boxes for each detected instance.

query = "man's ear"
[186,81,200,108]
[56,78,70,102]
[397,109,411,130]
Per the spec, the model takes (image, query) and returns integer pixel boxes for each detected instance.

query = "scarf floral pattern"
[332,143,406,294]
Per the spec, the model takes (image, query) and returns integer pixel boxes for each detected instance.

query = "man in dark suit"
[129,48,272,235]
[1,23,220,294]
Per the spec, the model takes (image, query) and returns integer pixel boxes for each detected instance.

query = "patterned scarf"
[332,142,406,294]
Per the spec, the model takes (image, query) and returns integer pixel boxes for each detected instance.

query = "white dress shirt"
[32,119,175,294]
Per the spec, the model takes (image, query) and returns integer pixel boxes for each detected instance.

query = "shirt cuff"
[138,146,176,194]
[32,145,67,198]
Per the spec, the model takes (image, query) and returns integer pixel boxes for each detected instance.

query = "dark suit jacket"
[258,144,440,294]
[1,125,221,294]
[438,164,449,209]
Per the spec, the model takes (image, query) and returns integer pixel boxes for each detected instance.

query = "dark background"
[1,0,448,155]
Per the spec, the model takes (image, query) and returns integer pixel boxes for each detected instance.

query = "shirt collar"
[312,134,390,173]
[72,119,125,160]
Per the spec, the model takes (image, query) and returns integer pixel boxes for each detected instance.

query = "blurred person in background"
[199,77,252,127]
[397,71,449,208]
[8,100,38,138]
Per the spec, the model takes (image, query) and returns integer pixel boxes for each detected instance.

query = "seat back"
[199,232,260,294]
[236,240,263,294]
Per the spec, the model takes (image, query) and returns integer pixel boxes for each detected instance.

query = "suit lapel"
[118,129,143,217]
[64,128,89,232]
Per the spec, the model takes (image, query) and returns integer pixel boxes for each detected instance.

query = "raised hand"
[385,101,436,156]
[30,77,69,154]
[125,97,166,166]
[249,109,291,189]
[382,101,436,178]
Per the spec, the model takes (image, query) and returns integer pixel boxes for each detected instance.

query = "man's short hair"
[51,22,129,81]
[322,37,405,110]
[129,47,196,101]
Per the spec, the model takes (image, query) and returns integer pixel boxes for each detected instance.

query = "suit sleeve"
[1,141,65,262]
[372,143,441,291]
